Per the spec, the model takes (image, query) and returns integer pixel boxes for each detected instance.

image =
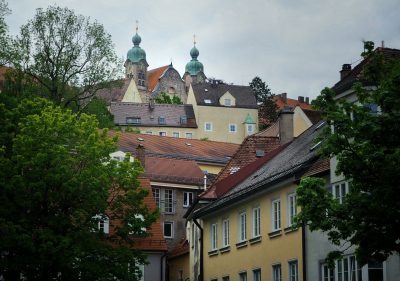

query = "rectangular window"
[163,221,173,238]
[172,132,180,138]
[180,115,187,124]
[145,131,152,135]
[224,99,232,106]
[333,181,349,204]
[321,256,362,281]
[272,264,281,281]
[272,199,281,231]
[252,207,261,237]
[289,260,298,281]
[183,191,194,207]
[205,122,213,132]
[164,189,175,213]
[287,193,297,226]
[247,124,254,133]
[158,116,166,125]
[159,131,167,137]
[211,223,217,250]
[222,277,230,281]
[229,123,237,133]
[239,211,247,242]
[239,272,247,281]
[222,219,230,247]
[126,117,141,124]
[252,269,261,281]
[186,133,193,139]
[153,188,161,209]
[322,264,335,281]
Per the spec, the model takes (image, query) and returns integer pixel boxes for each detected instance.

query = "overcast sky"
[6,0,400,100]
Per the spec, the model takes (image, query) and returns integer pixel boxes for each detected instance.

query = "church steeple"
[183,34,206,87]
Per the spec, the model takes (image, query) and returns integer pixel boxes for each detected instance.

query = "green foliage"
[154,92,183,105]
[0,0,11,65]
[296,43,400,265]
[125,126,140,133]
[82,97,114,128]
[11,5,123,110]
[249,76,278,129]
[0,97,157,280]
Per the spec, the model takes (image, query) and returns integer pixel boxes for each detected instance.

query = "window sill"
[208,249,218,257]
[219,246,231,254]
[249,236,262,245]
[268,230,282,238]
[284,226,298,234]
[235,241,248,249]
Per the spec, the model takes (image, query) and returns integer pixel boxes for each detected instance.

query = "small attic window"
[126,117,141,124]
[158,116,166,125]
[180,116,187,125]
[204,99,212,104]
[255,149,265,157]
[224,99,232,106]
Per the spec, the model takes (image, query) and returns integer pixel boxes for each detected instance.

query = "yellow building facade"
[202,182,302,281]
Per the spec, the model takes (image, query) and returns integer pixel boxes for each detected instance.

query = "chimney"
[298,96,304,103]
[281,92,287,103]
[340,64,352,80]
[149,98,155,110]
[136,144,145,169]
[305,97,310,104]
[279,106,294,144]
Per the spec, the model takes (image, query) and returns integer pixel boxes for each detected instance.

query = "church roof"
[147,65,169,92]
[191,82,257,109]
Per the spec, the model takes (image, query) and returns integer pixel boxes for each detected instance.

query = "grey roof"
[111,102,197,128]
[191,82,257,108]
[194,120,326,218]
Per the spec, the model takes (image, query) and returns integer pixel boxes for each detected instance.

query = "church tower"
[124,24,149,93]
[183,35,206,87]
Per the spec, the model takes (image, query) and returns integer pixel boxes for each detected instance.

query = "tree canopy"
[0,0,11,66]
[11,5,122,109]
[296,43,400,265]
[0,97,158,280]
[154,92,183,105]
[249,76,278,129]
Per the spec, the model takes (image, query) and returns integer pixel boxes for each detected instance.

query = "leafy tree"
[154,92,183,105]
[296,43,400,265]
[0,0,11,66]
[0,97,158,280]
[249,76,278,129]
[11,5,122,110]
[82,97,114,128]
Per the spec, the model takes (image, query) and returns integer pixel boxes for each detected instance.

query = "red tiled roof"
[273,95,312,110]
[302,158,330,177]
[130,177,168,252]
[148,65,169,92]
[109,131,239,165]
[145,156,204,185]
[169,238,189,259]
[201,142,291,199]
[211,135,281,184]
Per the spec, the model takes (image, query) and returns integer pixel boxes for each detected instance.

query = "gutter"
[302,223,307,281]
[193,218,203,281]
[160,252,167,281]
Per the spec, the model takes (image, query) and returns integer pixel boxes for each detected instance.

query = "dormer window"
[224,99,232,106]
[180,116,187,125]
[126,117,141,124]
[204,99,212,104]
[158,116,166,125]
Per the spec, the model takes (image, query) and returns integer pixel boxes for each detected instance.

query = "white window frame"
[164,189,175,213]
[224,98,232,106]
[211,223,218,250]
[186,132,193,139]
[159,131,167,137]
[153,188,161,209]
[204,122,213,132]
[97,215,109,234]
[239,271,247,281]
[247,124,254,133]
[272,264,282,281]
[229,123,237,133]
[288,260,298,281]
[332,181,349,204]
[272,199,281,231]
[238,211,247,242]
[183,191,194,207]
[163,221,174,239]
[287,193,297,226]
[252,206,261,238]
[172,132,180,138]
[222,219,230,247]
[321,255,364,281]
[252,268,261,281]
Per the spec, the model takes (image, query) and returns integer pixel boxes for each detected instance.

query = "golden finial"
[193,34,196,46]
